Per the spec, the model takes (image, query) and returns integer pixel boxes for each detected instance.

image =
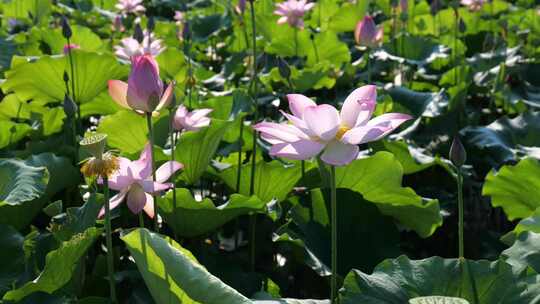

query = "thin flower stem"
[146,113,159,231]
[102,177,118,304]
[138,213,145,228]
[169,108,177,212]
[248,0,258,274]
[330,166,338,303]
[234,118,244,249]
[294,27,299,58]
[66,37,79,131]
[367,49,371,83]
[457,168,464,259]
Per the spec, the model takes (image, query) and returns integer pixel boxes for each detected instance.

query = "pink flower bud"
[126,55,164,112]
[236,0,246,15]
[354,16,383,48]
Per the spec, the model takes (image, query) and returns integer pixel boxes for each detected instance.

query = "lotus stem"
[457,168,464,259]
[146,113,159,231]
[169,107,177,212]
[330,165,338,303]
[248,0,258,274]
[367,48,372,83]
[102,177,118,303]
[66,37,79,131]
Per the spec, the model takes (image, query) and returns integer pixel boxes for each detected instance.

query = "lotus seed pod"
[80,133,108,159]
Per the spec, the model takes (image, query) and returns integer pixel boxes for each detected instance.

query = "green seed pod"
[80,133,108,159]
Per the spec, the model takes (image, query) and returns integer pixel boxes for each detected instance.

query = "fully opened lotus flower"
[98,143,183,218]
[108,54,174,113]
[116,0,145,15]
[114,32,165,60]
[254,85,412,166]
[173,105,213,132]
[460,0,484,11]
[274,0,315,29]
[355,16,383,48]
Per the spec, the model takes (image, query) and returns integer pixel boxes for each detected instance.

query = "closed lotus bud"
[354,16,383,48]
[126,55,164,112]
[182,21,191,41]
[61,16,72,39]
[430,0,440,15]
[113,15,125,32]
[277,57,291,80]
[133,23,144,43]
[147,16,155,32]
[63,71,70,83]
[449,136,467,167]
[63,94,78,118]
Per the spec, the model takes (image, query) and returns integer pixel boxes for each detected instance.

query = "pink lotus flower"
[115,0,145,15]
[274,0,315,29]
[173,105,213,132]
[174,11,184,25]
[400,0,408,12]
[108,54,174,113]
[355,16,383,48]
[235,0,246,15]
[461,0,484,11]
[63,43,80,54]
[98,143,183,218]
[114,31,165,60]
[254,85,412,166]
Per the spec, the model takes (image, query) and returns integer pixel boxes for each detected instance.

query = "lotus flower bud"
[63,71,70,83]
[400,0,408,11]
[63,94,78,118]
[133,23,144,43]
[113,15,125,32]
[449,136,467,167]
[277,57,291,80]
[182,21,191,41]
[61,16,72,39]
[354,15,383,48]
[147,16,155,32]
[126,54,164,112]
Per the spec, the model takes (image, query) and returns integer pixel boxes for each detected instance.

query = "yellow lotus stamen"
[335,125,350,140]
[80,152,120,178]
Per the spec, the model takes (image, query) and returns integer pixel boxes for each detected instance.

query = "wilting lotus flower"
[98,143,183,218]
[108,54,174,113]
[274,0,315,29]
[173,105,213,132]
[254,85,412,166]
[63,43,80,54]
[460,0,484,11]
[114,31,165,60]
[115,0,145,15]
[355,15,383,48]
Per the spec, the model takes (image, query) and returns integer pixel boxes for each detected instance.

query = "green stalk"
[248,0,259,273]
[294,27,299,58]
[169,107,177,212]
[234,118,244,249]
[367,48,372,83]
[102,177,118,303]
[66,37,79,132]
[138,213,145,228]
[457,169,464,259]
[330,166,338,303]
[146,114,159,231]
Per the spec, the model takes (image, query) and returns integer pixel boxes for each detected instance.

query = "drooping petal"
[188,117,211,130]
[269,139,325,160]
[189,108,213,122]
[142,193,155,218]
[320,141,359,166]
[155,161,183,183]
[303,104,340,141]
[97,190,128,218]
[107,157,132,190]
[126,184,147,214]
[340,85,377,128]
[287,94,317,117]
[254,121,307,144]
[108,80,131,109]
[155,82,175,112]
[139,180,172,193]
[341,113,412,145]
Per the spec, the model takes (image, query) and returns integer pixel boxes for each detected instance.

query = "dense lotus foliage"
[0,0,539,303]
